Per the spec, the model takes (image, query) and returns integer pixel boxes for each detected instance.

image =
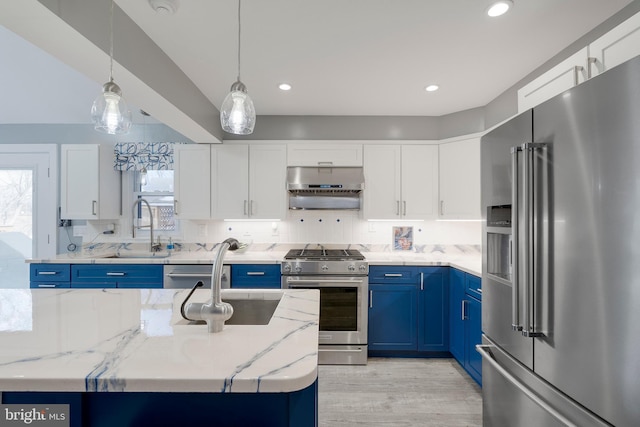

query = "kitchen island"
[0,288,319,426]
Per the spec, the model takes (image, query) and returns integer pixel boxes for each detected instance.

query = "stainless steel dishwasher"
[163,264,230,289]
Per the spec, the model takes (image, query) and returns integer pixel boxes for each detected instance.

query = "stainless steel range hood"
[287,166,364,210]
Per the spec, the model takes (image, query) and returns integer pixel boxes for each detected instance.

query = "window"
[133,170,177,234]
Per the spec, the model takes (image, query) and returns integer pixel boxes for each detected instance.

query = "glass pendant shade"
[92,80,132,134]
[220,81,256,135]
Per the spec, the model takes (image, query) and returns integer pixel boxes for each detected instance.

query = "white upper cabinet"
[588,11,640,77]
[517,47,588,112]
[287,143,363,166]
[363,144,438,220]
[211,144,286,219]
[173,144,211,219]
[438,137,481,220]
[60,144,120,220]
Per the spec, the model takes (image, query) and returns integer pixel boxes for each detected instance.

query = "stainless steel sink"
[178,297,281,326]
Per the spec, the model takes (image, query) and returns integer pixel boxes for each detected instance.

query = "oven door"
[282,275,368,345]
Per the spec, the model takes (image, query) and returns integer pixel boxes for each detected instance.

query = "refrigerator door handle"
[477,344,577,427]
[511,146,522,331]
[522,142,546,338]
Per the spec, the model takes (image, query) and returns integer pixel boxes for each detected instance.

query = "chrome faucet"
[181,238,240,333]
[132,198,161,252]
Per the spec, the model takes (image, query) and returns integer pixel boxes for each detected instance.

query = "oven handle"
[286,278,365,286]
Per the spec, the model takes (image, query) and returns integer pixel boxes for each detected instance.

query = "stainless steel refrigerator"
[480,55,640,427]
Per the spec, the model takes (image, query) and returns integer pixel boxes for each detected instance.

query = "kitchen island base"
[3,380,317,427]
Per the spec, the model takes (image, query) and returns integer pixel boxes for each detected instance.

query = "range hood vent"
[287,166,364,210]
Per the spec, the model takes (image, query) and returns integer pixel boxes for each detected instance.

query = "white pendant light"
[220,0,256,135]
[91,0,132,134]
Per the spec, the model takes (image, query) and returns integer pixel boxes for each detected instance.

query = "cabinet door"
[61,144,120,220]
[363,145,401,219]
[174,144,211,219]
[517,47,588,112]
[248,145,286,219]
[417,267,449,352]
[368,283,418,351]
[449,268,465,362]
[61,145,99,219]
[287,143,363,166]
[439,138,481,219]
[589,12,640,78]
[402,145,438,219]
[465,296,482,385]
[211,145,249,219]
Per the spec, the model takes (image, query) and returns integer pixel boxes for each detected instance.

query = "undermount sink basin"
[177,296,281,326]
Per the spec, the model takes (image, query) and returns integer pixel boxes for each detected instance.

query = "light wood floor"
[318,358,482,427]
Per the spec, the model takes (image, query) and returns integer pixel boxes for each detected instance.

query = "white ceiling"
[0,0,634,124]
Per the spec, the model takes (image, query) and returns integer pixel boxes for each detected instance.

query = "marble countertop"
[0,288,319,394]
[28,244,481,276]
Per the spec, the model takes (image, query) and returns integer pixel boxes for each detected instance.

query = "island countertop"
[0,288,319,394]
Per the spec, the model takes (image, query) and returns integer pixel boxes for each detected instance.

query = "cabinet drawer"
[30,264,71,282]
[72,265,163,284]
[231,264,281,287]
[369,266,420,284]
[465,274,482,300]
[30,282,71,289]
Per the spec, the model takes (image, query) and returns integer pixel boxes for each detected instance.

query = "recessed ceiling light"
[148,0,179,15]
[425,84,440,92]
[278,83,292,91]
[487,0,513,17]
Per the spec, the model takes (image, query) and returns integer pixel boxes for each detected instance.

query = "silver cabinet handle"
[92,200,97,216]
[246,272,265,276]
[318,161,333,166]
[369,290,373,308]
[37,271,59,276]
[462,300,467,320]
[587,57,597,79]
[37,284,57,288]
[511,146,522,332]
[573,65,584,86]
[420,272,424,291]
[243,200,248,216]
[106,272,126,276]
[166,273,210,278]
[403,200,407,216]
[174,200,179,215]
[477,345,577,427]
[384,273,403,277]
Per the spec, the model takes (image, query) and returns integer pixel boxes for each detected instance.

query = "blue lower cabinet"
[417,267,449,352]
[368,283,418,351]
[2,380,318,427]
[69,265,163,289]
[30,264,71,288]
[231,264,281,289]
[449,268,466,361]
[466,296,482,385]
[449,268,482,386]
[368,266,448,355]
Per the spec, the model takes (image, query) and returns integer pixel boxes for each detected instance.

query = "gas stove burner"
[284,248,365,261]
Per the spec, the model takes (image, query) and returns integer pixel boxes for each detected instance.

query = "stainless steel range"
[281,248,368,365]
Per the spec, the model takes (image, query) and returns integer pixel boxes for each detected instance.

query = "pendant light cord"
[237,0,241,82]
[109,0,115,82]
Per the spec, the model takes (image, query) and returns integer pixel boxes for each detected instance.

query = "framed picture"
[393,226,414,251]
